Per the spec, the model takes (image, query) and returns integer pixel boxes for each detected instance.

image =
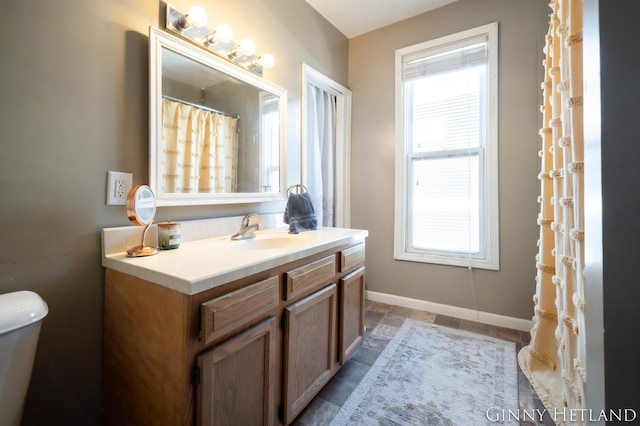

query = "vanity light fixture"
[165,4,275,76]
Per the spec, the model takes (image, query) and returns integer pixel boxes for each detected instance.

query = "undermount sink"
[229,232,315,250]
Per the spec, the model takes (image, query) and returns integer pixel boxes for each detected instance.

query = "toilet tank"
[0,291,48,426]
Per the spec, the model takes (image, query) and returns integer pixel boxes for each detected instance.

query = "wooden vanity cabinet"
[102,241,366,426]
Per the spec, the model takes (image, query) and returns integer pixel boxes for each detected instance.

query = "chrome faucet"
[231,213,261,240]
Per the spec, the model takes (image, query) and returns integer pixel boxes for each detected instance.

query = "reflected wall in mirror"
[149,27,287,206]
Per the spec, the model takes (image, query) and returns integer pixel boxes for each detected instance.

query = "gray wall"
[349,0,548,320]
[584,0,640,415]
[0,0,346,424]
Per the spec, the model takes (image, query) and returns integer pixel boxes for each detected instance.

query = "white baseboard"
[366,290,533,332]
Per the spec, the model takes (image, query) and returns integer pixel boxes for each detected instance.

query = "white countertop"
[102,226,368,295]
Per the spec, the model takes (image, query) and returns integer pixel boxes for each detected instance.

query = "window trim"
[394,22,499,270]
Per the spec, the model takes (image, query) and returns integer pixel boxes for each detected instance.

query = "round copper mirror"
[125,185,159,257]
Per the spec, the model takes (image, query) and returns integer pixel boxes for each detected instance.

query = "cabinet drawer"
[285,255,336,300]
[201,276,279,345]
[340,243,365,272]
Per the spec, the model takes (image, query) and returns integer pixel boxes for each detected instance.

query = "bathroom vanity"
[101,222,367,425]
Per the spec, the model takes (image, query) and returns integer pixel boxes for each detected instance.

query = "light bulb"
[215,24,234,43]
[203,24,234,46]
[238,38,256,56]
[185,5,208,28]
[259,53,275,69]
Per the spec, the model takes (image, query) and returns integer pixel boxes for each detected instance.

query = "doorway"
[301,64,352,227]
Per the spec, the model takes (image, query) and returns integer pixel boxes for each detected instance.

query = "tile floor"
[291,300,556,426]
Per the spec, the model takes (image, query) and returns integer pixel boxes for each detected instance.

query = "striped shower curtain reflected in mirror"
[162,99,238,194]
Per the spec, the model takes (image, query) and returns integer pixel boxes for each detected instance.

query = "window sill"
[394,250,499,271]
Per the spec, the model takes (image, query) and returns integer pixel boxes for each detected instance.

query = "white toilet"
[0,291,48,426]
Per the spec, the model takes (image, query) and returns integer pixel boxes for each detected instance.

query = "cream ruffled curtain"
[162,99,238,193]
[518,0,584,423]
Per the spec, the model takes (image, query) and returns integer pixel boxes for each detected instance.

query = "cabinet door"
[282,284,338,424]
[339,266,366,364]
[197,316,276,426]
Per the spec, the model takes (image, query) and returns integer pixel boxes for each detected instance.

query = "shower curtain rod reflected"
[162,95,240,119]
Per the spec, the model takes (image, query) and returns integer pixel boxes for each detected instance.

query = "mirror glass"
[126,185,157,226]
[149,27,287,206]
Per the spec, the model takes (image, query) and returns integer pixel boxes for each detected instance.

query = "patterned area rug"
[330,319,518,425]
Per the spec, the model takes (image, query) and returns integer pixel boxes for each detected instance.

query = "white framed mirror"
[149,27,287,206]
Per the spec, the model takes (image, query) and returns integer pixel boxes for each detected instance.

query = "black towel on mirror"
[283,192,318,234]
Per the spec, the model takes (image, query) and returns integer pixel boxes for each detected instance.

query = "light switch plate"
[106,171,133,205]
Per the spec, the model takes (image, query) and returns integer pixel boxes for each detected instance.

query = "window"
[394,22,499,270]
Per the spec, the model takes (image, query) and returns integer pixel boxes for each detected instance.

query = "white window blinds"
[402,35,488,81]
